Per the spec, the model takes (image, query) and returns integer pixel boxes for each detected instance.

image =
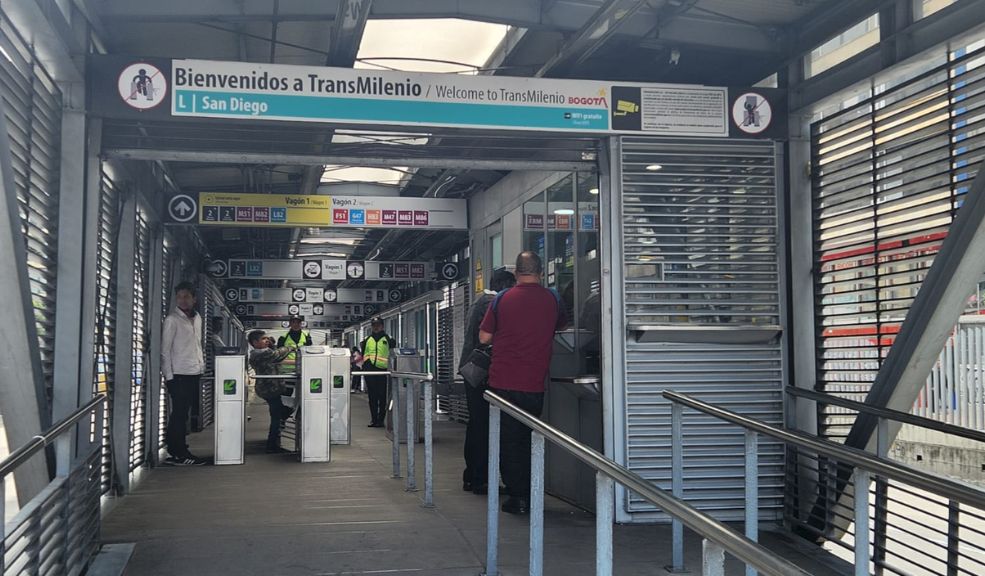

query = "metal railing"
[481,390,813,576]
[787,386,985,575]
[667,390,985,576]
[2,393,107,575]
[352,370,436,507]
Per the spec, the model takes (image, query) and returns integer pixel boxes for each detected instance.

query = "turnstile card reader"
[214,355,246,465]
[299,347,332,462]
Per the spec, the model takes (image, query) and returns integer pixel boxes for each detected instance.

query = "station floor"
[100,395,848,576]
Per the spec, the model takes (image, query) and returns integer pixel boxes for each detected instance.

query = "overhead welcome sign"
[89,56,788,138]
[165,192,467,228]
[168,59,727,135]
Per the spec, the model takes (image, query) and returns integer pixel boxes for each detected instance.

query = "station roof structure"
[90,0,882,273]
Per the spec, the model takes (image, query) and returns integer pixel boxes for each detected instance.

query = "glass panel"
[806,14,880,78]
[913,0,957,19]
[491,232,502,269]
[522,190,546,264]
[576,172,601,374]
[547,176,575,325]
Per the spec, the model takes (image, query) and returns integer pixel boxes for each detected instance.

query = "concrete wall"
[892,425,985,483]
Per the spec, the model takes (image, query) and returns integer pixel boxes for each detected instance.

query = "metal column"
[111,192,137,494]
[78,118,103,457]
[51,107,87,470]
[146,226,165,465]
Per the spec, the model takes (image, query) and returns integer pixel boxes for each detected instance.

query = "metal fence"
[677,389,985,576]
[915,315,985,429]
[2,394,106,575]
[481,390,811,576]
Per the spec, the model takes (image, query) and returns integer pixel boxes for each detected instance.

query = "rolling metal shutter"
[0,10,62,398]
[620,137,785,521]
[94,169,121,493]
[811,39,985,440]
[128,207,151,470]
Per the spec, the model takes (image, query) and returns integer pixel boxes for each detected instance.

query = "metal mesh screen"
[811,39,985,440]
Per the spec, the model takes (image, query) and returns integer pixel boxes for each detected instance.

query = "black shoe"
[368,421,379,427]
[463,480,473,492]
[501,496,530,515]
[472,484,487,495]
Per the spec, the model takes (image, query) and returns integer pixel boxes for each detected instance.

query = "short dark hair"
[515,251,543,275]
[247,330,266,345]
[490,269,516,292]
[174,281,196,297]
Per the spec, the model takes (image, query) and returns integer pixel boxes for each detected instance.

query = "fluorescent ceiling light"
[319,166,409,184]
[296,252,349,259]
[553,209,575,215]
[646,164,663,171]
[589,188,599,195]
[299,237,361,245]
[333,130,430,146]
[356,19,510,74]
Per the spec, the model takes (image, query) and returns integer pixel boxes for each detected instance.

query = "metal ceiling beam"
[536,0,650,77]
[97,0,782,55]
[104,148,593,172]
[299,0,374,196]
[328,0,373,67]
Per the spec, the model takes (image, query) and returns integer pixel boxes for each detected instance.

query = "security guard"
[360,317,395,427]
[277,315,311,361]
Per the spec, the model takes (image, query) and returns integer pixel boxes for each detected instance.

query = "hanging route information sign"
[188,192,466,229]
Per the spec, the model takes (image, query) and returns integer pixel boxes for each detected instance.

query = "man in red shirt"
[479,251,567,514]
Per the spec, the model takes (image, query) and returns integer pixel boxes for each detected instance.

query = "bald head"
[515,251,543,284]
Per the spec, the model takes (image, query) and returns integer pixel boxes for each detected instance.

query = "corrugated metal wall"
[618,137,786,522]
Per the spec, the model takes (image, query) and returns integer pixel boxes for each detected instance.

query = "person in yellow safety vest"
[360,317,395,427]
[277,315,311,361]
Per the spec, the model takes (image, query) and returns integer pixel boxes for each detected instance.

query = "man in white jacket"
[161,281,207,466]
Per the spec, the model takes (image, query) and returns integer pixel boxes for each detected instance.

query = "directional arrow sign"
[224,288,239,302]
[168,194,198,223]
[206,260,228,278]
[440,262,459,281]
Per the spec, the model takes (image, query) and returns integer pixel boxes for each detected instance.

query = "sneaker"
[501,496,530,515]
[165,455,204,467]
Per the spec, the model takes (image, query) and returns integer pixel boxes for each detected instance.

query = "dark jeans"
[495,388,545,498]
[266,394,284,449]
[166,374,200,458]
[464,383,490,486]
[364,364,388,425]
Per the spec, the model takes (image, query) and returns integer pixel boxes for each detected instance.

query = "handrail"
[787,386,985,445]
[483,390,812,576]
[664,390,985,511]
[0,393,106,479]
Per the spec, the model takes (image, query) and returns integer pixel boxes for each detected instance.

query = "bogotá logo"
[118,63,167,110]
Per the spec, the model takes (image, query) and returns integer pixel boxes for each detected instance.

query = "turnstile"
[297,346,351,460]
[214,354,246,465]
[298,347,331,462]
